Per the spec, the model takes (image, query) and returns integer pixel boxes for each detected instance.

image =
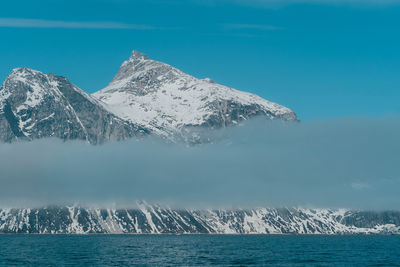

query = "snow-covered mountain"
[0,51,297,143]
[1,204,399,234]
[0,68,148,144]
[93,50,298,139]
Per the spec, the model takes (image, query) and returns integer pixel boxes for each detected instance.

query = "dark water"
[0,235,399,266]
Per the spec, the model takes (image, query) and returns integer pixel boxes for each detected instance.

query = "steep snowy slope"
[93,51,298,138]
[1,204,399,234]
[0,68,148,144]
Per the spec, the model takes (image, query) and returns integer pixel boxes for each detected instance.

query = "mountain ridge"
[1,204,399,234]
[0,67,148,144]
[0,50,298,144]
[93,50,298,139]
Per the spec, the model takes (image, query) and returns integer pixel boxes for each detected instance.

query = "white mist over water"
[0,116,399,209]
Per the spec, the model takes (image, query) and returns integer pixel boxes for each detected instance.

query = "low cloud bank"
[0,116,399,209]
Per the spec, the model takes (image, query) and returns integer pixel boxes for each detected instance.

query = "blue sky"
[0,0,399,120]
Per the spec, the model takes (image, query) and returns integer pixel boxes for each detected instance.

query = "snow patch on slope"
[93,50,297,136]
[1,206,399,234]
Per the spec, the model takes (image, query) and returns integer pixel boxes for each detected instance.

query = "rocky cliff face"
[93,51,298,140]
[1,204,399,234]
[0,68,148,144]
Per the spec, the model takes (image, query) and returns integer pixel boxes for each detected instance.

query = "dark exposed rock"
[0,68,149,144]
[1,205,399,234]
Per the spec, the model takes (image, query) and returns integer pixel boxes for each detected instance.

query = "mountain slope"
[1,205,399,234]
[0,68,148,144]
[93,51,298,139]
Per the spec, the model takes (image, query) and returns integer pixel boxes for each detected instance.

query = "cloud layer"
[0,117,399,209]
[221,24,282,30]
[0,18,159,30]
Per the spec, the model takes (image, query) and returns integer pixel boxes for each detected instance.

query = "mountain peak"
[129,50,149,61]
[93,50,298,138]
[10,67,42,77]
[4,68,50,94]
[0,66,149,144]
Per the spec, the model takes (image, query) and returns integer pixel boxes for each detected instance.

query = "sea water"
[0,235,399,266]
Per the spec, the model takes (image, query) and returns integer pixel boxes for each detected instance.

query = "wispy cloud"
[0,18,160,30]
[194,0,400,7]
[222,24,283,30]
[351,182,372,190]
